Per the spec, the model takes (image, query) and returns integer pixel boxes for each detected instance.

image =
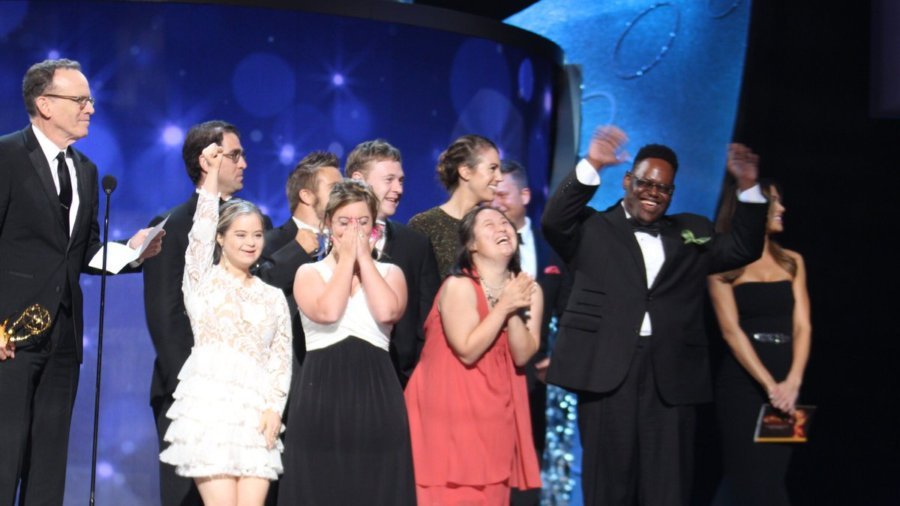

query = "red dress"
[405,276,541,503]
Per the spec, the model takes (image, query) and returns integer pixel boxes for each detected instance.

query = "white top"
[300,261,395,352]
[182,189,293,412]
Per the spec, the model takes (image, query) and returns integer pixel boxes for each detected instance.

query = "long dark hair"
[714,177,797,280]
[449,206,521,280]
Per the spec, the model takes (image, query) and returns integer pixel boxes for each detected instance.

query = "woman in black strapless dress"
[708,161,812,506]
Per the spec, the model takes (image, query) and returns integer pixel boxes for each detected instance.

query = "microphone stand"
[89,176,116,506]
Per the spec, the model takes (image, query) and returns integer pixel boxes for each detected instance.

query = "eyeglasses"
[222,150,246,163]
[627,172,675,195]
[43,94,95,109]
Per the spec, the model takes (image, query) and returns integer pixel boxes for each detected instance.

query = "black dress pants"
[576,339,696,506]
[0,308,78,506]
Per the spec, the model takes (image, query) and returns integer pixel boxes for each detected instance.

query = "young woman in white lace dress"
[160,143,292,505]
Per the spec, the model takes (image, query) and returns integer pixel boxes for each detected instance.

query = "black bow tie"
[628,218,663,237]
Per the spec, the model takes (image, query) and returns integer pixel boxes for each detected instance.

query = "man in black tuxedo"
[346,139,440,387]
[143,120,260,506]
[493,160,571,506]
[542,126,767,506]
[0,59,162,505]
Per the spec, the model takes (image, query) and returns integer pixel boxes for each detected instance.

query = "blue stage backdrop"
[508,0,752,217]
[0,1,559,503]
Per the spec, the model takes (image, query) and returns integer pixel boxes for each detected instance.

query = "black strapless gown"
[712,281,795,506]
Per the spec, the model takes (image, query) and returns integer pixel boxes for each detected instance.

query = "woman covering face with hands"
[276,179,416,506]
[405,206,543,505]
[160,143,293,506]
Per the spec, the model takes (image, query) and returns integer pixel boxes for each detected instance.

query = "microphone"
[102,174,117,195]
[90,173,117,505]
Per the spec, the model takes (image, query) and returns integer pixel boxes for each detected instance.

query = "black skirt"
[277,337,416,506]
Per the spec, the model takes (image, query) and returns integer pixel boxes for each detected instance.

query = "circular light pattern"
[279,144,296,166]
[48,50,61,60]
[232,53,296,118]
[97,461,114,479]
[250,129,263,142]
[332,73,345,86]
[612,2,680,80]
[161,125,184,147]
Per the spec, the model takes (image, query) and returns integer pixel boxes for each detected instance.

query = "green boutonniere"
[681,229,711,245]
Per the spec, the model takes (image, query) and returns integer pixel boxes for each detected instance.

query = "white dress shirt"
[518,217,538,279]
[32,124,79,235]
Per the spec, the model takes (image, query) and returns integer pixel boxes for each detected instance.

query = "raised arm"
[542,126,628,262]
[293,223,357,324]
[182,144,223,298]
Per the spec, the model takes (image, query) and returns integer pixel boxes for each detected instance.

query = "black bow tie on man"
[627,217,668,237]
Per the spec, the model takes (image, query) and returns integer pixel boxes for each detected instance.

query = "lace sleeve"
[182,190,218,300]
[265,294,293,414]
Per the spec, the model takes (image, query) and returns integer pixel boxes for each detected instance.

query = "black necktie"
[628,218,662,237]
[55,151,72,235]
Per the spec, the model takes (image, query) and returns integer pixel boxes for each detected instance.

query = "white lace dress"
[159,189,292,479]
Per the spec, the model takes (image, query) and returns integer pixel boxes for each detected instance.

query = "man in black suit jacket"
[143,120,260,506]
[346,140,440,387]
[0,59,161,505]
[493,160,571,506]
[542,126,767,506]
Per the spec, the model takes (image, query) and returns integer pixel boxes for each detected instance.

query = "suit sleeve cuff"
[575,159,601,186]
[737,184,766,203]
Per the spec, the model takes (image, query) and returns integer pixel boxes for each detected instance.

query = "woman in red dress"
[405,206,543,505]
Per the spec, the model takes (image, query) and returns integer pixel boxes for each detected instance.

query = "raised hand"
[587,125,630,170]
[200,142,224,173]
[356,224,375,261]
[726,143,759,190]
[333,221,359,264]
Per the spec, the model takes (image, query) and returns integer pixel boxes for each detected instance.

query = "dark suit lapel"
[24,127,68,237]
[605,203,648,286]
[69,149,91,246]
[380,220,395,260]
[651,218,682,291]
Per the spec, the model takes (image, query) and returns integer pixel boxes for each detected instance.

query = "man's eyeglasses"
[222,150,246,163]
[43,94,95,109]
[627,172,675,195]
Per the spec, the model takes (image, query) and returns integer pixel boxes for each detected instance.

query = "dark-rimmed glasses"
[43,94,95,109]
[222,150,246,163]
[626,172,675,195]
